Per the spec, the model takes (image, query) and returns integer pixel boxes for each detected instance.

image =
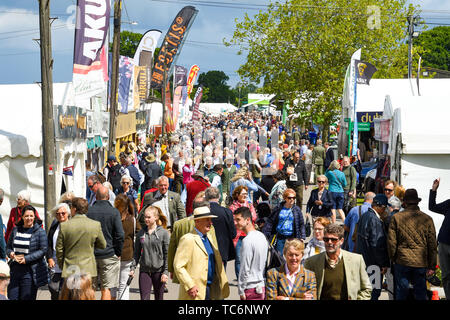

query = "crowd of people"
[0,112,448,301]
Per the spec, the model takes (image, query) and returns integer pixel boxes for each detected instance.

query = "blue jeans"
[275,238,286,257]
[234,237,244,279]
[8,264,38,300]
[394,264,428,300]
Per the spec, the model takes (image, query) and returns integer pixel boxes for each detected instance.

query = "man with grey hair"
[205,187,236,268]
[141,176,186,229]
[0,188,5,261]
[344,192,375,252]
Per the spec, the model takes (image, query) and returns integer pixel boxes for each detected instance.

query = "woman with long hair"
[114,194,140,300]
[59,273,95,300]
[131,206,170,300]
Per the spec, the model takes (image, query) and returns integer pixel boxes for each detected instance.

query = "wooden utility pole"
[38,0,56,232]
[161,43,168,136]
[108,0,122,156]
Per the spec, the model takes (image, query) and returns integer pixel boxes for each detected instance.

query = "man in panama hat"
[173,206,229,300]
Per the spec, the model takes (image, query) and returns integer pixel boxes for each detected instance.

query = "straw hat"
[191,206,217,220]
[145,154,156,163]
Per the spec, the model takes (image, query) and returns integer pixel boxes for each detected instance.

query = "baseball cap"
[372,194,391,207]
[107,155,117,162]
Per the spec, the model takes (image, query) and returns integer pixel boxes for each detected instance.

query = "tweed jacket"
[173,230,229,300]
[167,217,218,284]
[304,250,372,300]
[56,214,106,278]
[387,205,437,269]
[266,264,317,300]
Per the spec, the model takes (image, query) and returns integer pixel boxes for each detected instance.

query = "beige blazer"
[304,250,372,300]
[173,230,229,300]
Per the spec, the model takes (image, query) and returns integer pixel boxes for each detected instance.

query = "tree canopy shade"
[415,26,450,71]
[197,70,235,103]
[225,0,419,135]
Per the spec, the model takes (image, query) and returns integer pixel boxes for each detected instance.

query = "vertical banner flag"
[192,86,203,123]
[175,65,188,87]
[345,48,361,156]
[165,82,174,132]
[150,6,198,89]
[73,0,110,99]
[186,64,200,95]
[134,29,162,101]
[172,86,183,130]
[118,56,134,113]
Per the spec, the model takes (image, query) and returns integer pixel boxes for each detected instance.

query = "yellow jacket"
[174,230,229,300]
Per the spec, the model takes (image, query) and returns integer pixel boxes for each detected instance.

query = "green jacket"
[312,145,326,166]
[342,165,357,191]
[56,214,106,278]
[221,165,237,195]
[167,217,218,284]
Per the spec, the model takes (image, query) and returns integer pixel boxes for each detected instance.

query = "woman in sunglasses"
[306,175,334,220]
[262,189,306,256]
[118,175,139,215]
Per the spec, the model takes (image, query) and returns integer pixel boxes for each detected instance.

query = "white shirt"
[211,175,222,188]
[285,263,301,294]
[151,191,171,226]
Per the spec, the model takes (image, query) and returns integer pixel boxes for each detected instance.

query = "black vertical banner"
[150,6,198,89]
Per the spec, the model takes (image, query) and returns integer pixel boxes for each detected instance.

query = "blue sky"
[0,0,449,89]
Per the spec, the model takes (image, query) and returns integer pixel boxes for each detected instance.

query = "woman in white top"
[302,217,331,261]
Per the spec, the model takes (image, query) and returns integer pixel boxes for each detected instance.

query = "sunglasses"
[286,196,296,200]
[384,188,394,192]
[122,182,130,185]
[56,211,68,216]
[317,181,326,184]
[323,237,340,243]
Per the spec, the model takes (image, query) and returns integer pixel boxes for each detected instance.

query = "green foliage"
[415,26,450,71]
[225,0,419,129]
[109,30,143,58]
[197,70,234,103]
[230,83,259,106]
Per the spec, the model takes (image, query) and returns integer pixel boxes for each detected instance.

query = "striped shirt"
[13,228,33,254]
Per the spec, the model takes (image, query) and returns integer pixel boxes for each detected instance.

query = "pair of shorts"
[330,192,345,209]
[96,255,120,289]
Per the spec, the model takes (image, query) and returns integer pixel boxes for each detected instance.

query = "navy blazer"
[306,188,333,217]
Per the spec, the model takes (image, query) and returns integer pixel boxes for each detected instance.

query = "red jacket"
[186,177,210,216]
[5,207,42,243]
[140,188,158,209]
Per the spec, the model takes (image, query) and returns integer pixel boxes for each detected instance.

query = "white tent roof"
[355,78,450,113]
[199,103,237,115]
[0,82,93,158]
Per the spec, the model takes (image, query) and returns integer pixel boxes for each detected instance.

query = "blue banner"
[118,56,134,113]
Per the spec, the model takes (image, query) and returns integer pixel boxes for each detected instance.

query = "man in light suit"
[304,223,372,300]
[173,206,229,300]
[56,197,106,281]
[140,176,186,230]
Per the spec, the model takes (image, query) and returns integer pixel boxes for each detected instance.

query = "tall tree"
[225,0,419,138]
[197,70,235,103]
[415,26,450,71]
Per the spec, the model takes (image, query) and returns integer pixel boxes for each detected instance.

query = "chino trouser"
[314,165,324,184]
[439,242,450,300]
[294,185,304,208]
